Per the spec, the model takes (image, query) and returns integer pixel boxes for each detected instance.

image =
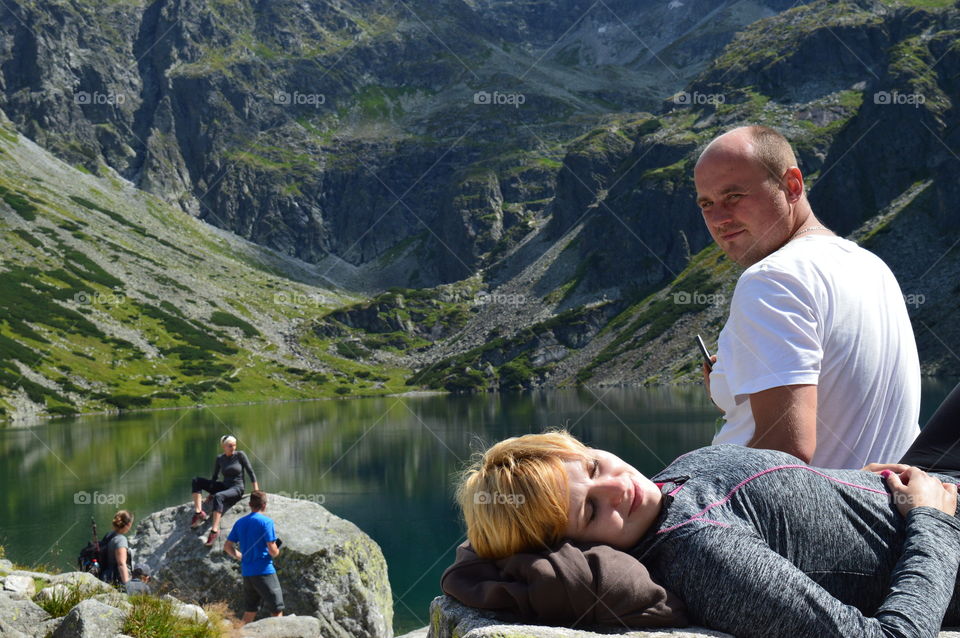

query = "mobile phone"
[696,334,712,370]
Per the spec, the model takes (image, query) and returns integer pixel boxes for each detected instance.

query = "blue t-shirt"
[226,511,277,576]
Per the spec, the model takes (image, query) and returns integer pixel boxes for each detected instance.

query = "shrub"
[209,310,258,338]
[34,582,103,618]
[122,594,224,638]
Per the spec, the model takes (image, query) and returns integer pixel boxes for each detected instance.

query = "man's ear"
[783,167,804,202]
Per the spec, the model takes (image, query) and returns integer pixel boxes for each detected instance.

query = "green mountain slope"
[0,117,416,422]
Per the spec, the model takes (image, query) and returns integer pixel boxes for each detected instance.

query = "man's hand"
[703,355,717,400]
[884,466,958,517]
[747,384,817,463]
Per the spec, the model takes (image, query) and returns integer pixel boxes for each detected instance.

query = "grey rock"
[49,572,114,593]
[34,583,70,602]
[6,570,53,583]
[129,494,392,638]
[160,595,206,623]
[2,575,35,596]
[0,558,13,571]
[429,596,960,638]
[427,595,728,638]
[0,622,29,637]
[90,592,132,612]
[239,616,322,638]
[50,599,124,638]
[396,627,429,638]
[0,593,52,637]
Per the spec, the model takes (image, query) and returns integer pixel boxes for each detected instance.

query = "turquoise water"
[0,381,953,633]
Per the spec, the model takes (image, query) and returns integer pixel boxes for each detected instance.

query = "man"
[696,125,920,469]
[124,564,152,595]
[224,491,284,624]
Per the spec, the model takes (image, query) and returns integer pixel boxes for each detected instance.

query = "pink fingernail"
[881,470,892,478]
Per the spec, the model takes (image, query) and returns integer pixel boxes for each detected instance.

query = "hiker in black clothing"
[103,510,134,586]
[190,435,259,547]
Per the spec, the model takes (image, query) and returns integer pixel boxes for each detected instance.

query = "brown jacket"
[440,541,687,629]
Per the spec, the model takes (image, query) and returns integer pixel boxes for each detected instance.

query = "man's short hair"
[249,490,267,510]
[747,125,798,183]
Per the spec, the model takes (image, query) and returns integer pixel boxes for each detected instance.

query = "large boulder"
[2,574,36,596]
[428,596,960,638]
[0,592,52,637]
[129,494,392,638]
[239,616,323,637]
[50,598,124,638]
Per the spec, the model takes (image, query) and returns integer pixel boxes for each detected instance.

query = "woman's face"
[222,440,236,455]
[563,448,663,549]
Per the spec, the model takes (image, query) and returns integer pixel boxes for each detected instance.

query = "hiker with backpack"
[101,509,134,586]
[190,434,259,547]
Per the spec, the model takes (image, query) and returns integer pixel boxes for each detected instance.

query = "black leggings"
[192,477,244,513]
[900,381,960,479]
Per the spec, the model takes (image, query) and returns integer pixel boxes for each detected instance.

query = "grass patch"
[1,188,39,221]
[210,310,258,338]
[122,594,224,638]
[33,582,104,618]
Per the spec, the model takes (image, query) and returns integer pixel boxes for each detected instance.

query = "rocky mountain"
[0,0,804,287]
[1,0,958,420]
[0,114,427,422]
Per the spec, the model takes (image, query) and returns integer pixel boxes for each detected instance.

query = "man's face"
[695,150,793,267]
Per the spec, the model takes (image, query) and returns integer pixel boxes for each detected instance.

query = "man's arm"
[266,540,280,558]
[224,539,241,561]
[747,384,817,463]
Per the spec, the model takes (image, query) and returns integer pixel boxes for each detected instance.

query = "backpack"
[97,531,120,582]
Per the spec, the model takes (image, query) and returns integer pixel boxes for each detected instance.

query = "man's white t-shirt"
[710,235,920,469]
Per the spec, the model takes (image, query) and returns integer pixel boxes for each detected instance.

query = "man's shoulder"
[249,512,274,526]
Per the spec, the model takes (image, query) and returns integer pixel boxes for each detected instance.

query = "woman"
[453,388,960,637]
[103,510,134,586]
[190,434,259,547]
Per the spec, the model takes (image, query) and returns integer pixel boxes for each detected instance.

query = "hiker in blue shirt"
[224,490,284,625]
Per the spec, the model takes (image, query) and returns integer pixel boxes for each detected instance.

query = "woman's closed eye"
[585,458,600,524]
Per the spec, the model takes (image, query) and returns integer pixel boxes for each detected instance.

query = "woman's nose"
[598,477,627,506]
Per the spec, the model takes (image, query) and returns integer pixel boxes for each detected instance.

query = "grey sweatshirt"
[633,445,960,638]
[212,450,257,489]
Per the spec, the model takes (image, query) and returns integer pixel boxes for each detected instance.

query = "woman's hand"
[884,466,958,517]
[862,462,910,475]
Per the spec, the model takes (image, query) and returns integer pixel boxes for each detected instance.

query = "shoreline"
[0,388,449,429]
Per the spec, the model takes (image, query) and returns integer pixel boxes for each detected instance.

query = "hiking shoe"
[190,511,208,528]
[204,529,219,547]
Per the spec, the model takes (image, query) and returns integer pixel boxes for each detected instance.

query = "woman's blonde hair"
[112,509,133,531]
[455,430,589,559]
